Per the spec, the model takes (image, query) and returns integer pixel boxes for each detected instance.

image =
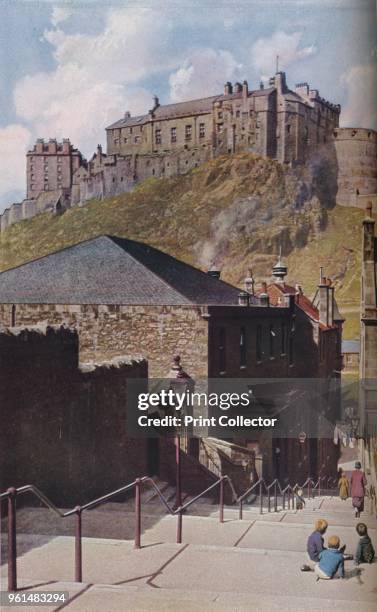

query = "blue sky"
[0,0,376,211]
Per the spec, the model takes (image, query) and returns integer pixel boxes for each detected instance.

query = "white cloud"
[0,125,32,206]
[44,7,178,84]
[14,65,152,155]
[340,64,377,130]
[12,6,180,161]
[250,31,316,80]
[51,7,73,27]
[169,49,241,102]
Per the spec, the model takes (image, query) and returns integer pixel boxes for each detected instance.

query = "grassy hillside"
[0,153,363,338]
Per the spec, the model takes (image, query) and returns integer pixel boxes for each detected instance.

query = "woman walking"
[350,461,367,518]
[338,471,349,501]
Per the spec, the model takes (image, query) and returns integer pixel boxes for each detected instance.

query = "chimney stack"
[224,82,233,95]
[238,291,249,306]
[234,82,242,94]
[244,268,255,295]
[259,282,269,307]
[318,269,333,327]
[242,80,248,98]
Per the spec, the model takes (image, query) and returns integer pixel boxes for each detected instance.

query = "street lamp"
[167,355,194,511]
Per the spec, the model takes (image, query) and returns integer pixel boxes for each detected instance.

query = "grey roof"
[342,340,360,354]
[0,235,245,306]
[107,88,274,130]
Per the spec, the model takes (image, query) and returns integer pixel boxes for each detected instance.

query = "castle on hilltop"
[1,70,376,233]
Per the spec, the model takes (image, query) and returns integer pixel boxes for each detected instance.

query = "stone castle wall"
[0,325,148,505]
[334,128,377,208]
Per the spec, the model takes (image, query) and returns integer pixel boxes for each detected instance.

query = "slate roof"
[0,235,246,306]
[106,88,274,130]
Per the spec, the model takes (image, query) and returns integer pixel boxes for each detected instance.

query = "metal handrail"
[0,473,234,592]
[0,471,335,592]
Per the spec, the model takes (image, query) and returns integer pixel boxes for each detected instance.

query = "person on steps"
[351,462,367,518]
[338,471,349,501]
[314,535,345,580]
[354,523,375,565]
[301,519,328,571]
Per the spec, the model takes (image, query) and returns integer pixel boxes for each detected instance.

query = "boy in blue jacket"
[315,535,345,580]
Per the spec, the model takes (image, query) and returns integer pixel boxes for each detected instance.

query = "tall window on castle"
[240,327,247,367]
[269,324,275,358]
[199,123,205,138]
[256,325,262,362]
[185,125,192,140]
[171,127,177,143]
[155,129,162,145]
[281,322,286,355]
[287,125,291,134]
[218,327,226,373]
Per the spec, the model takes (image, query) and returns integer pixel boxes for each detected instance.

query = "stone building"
[334,128,377,210]
[0,325,148,505]
[71,71,340,205]
[0,236,343,481]
[26,138,85,200]
[360,205,377,438]
[107,72,339,166]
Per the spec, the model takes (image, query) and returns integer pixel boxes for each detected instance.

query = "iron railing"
[0,474,336,592]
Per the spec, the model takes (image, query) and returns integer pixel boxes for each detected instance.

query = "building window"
[218,112,223,119]
[171,127,177,143]
[218,327,226,373]
[124,138,128,143]
[199,123,205,138]
[129,127,133,134]
[269,324,275,358]
[287,125,291,134]
[281,322,286,355]
[185,125,192,140]
[240,327,247,368]
[11,304,16,327]
[155,129,161,145]
[114,138,119,145]
[256,325,262,362]
[134,136,140,143]
[236,110,240,118]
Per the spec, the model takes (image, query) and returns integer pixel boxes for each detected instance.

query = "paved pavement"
[1,496,376,611]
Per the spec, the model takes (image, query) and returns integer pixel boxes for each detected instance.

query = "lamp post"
[167,355,194,511]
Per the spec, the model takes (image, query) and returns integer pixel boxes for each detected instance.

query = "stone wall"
[334,128,377,208]
[0,304,209,379]
[0,325,148,505]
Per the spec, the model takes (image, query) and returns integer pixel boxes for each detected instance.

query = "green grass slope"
[0,153,363,339]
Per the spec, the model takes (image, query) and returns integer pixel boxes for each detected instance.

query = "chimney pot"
[238,291,249,307]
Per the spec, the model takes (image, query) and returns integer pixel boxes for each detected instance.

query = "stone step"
[4,580,376,611]
[1,536,376,609]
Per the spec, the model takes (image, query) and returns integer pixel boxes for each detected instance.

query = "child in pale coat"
[338,473,349,500]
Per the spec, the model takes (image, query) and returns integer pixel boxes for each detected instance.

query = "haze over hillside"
[0,153,363,338]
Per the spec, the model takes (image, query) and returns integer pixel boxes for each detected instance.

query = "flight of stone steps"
[1,495,377,611]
